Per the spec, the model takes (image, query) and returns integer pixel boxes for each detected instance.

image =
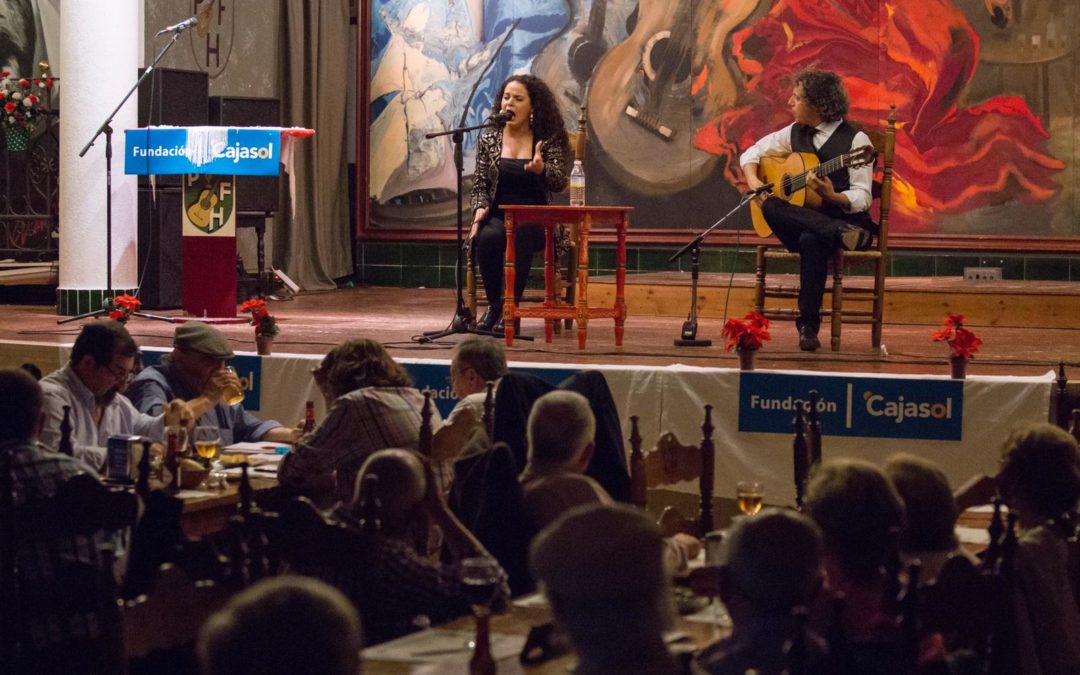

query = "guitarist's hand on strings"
[807,169,845,206]
[524,141,545,175]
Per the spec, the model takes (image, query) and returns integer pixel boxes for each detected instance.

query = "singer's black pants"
[474,214,544,314]
[762,197,849,335]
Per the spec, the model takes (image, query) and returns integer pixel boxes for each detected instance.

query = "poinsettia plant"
[108,294,141,323]
[0,72,51,131]
[722,311,772,352]
[930,313,982,359]
[240,299,280,338]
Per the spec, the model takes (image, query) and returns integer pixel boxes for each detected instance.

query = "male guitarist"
[740,69,874,352]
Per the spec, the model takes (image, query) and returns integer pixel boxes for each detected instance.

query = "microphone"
[489,110,515,125]
[156,16,198,36]
[746,183,774,196]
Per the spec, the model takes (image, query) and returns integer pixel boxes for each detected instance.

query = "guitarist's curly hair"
[494,74,570,155]
[794,69,850,123]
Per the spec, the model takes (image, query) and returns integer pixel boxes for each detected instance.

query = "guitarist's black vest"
[791,121,875,231]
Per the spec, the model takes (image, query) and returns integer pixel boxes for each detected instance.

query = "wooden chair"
[754,105,898,351]
[627,405,716,536]
[121,563,229,672]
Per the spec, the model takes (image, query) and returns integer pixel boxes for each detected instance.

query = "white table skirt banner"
[51,344,1052,505]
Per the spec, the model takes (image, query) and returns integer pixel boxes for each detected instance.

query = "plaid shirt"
[279,386,444,500]
[5,439,114,659]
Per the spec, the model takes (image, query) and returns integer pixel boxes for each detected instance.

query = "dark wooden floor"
[1,286,1077,377]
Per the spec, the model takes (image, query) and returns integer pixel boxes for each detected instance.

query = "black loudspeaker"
[137,68,209,187]
[209,96,281,213]
[137,188,183,309]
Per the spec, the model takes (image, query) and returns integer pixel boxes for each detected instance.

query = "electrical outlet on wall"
[963,267,1003,281]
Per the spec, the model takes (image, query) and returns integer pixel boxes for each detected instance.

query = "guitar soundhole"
[644,36,691,84]
[569,39,607,84]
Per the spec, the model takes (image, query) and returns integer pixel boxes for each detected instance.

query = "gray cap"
[173,321,234,358]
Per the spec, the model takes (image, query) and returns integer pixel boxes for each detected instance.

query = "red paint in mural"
[694,0,1065,232]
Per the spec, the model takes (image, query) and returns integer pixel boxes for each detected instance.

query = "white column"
[58,0,140,295]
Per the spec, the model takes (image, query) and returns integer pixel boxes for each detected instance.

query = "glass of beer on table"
[193,426,221,465]
[736,481,765,516]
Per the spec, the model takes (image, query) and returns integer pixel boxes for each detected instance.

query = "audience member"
[39,321,186,472]
[531,503,685,675]
[279,339,443,499]
[333,448,509,644]
[127,322,295,445]
[884,453,976,583]
[695,508,829,675]
[432,336,507,461]
[197,576,363,675]
[520,390,700,574]
[0,368,116,672]
[996,423,1080,675]
[19,362,41,380]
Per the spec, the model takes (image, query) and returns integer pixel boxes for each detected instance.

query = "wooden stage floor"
[0,284,1078,378]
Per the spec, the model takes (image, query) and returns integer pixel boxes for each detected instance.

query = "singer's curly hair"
[794,69,850,123]
[493,74,570,154]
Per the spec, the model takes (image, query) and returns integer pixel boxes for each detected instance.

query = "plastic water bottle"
[569,159,585,206]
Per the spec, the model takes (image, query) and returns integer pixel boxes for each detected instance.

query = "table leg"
[543,223,554,343]
[577,213,590,350]
[504,212,516,346]
[615,213,627,347]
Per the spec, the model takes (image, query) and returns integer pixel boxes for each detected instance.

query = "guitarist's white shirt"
[739,121,873,214]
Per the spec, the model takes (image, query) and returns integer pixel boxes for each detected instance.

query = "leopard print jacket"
[470,126,570,214]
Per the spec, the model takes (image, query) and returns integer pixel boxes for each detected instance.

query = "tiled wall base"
[56,288,139,317]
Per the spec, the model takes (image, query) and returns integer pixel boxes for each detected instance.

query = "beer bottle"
[302,400,316,434]
[165,429,180,490]
[58,405,74,456]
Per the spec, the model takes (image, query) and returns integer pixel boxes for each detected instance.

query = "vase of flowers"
[240,299,279,355]
[108,294,142,323]
[1,72,51,152]
[722,311,772,371]
[930,313,982,379]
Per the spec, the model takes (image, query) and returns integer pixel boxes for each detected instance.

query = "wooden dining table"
[165,476,279,539]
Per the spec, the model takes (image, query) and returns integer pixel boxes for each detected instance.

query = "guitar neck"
[586,0,606,40]
[788,151,852,190]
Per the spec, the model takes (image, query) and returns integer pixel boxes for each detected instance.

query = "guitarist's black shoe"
[799,327,821,352]
[839,224,873,251]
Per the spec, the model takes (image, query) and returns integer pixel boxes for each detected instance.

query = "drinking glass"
[222,366,245,406]
[193,426,221,467]
[736,481,765,516]
[461,556,502,667]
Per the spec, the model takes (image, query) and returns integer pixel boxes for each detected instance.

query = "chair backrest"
[121,563,229,666]
[865,105,898,254]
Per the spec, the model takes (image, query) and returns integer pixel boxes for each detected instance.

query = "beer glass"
[222,366,245,405]
[193,426,221,465]
[736,481,765,516]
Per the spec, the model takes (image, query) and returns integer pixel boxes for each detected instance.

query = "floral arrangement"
[108,294,142,323]
[240,299,280,338]
[930,313,982,360]
[721,311,772,352]
[0,72,51,131]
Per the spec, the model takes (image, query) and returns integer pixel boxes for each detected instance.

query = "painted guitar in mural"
[749,146,876,238]
[586,0,760,195]
[532,0,613,126]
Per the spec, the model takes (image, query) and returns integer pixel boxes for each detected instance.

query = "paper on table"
[361,628,525,665]
[174,489,216,499]
[224,442,291,454]
[966,504,1008,514]
[512,593,549,609]
[956,526,991,545]
[249,453,284,464]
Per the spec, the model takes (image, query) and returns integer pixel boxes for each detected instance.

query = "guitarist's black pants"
[762,197,847,334]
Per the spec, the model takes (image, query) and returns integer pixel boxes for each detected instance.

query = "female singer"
[469,74,570,332]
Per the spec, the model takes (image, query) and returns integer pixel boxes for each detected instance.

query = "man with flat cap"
[127,322,299,445]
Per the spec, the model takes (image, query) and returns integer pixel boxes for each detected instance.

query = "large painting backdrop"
[366,0,1079,238]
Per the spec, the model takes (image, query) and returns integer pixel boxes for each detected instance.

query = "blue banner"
[140,350,264,412]
[405,362,578,418]
[124,127,280,176]
[738,372,964,441]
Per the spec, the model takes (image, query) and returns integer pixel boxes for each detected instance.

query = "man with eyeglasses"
[39,320,188,472]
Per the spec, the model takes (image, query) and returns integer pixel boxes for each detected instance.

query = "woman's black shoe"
[477,305,501,331]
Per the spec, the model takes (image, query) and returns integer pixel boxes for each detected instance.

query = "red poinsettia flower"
[930,313,982,359]
[239,299,279,337]
[109,310,126,321]
[722,311,772,352]
[113,294,142,312]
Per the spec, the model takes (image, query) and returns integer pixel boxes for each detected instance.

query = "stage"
[1,278,1076,506]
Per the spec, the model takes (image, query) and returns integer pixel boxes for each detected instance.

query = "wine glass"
[193,426,221,467]
[736,481,765,516]
[461,556,503,661]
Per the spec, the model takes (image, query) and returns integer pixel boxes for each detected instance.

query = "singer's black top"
[470,127,569,214]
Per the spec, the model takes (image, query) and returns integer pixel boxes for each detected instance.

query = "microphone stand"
[416,117,532,342]
[668,186,770,346]
[58,27,190,325]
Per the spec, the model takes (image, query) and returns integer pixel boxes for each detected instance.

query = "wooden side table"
[502,204,631,349]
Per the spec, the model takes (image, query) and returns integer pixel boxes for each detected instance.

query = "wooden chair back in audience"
[121,563,229,669]
[628,405,715,536]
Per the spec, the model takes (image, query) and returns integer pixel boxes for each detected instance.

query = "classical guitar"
[186,175,225,229]
[586,0,759,195]
[749,145,876,238]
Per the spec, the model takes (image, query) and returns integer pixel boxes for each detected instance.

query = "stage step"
[589,272,1080,330]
